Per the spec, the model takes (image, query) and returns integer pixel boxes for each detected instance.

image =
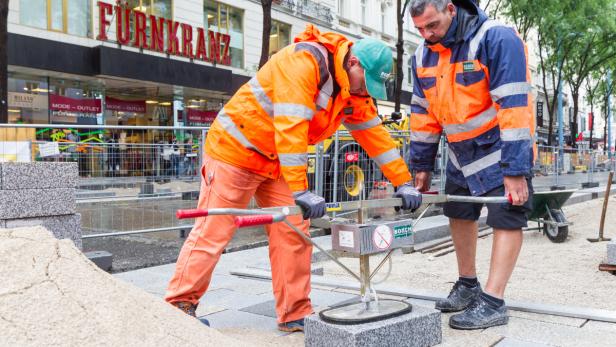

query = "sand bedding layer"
[0,226,247,346]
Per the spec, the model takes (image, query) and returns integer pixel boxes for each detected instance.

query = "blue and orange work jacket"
[409,0,536,196]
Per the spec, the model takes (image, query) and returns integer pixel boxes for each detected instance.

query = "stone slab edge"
[0,162,78,189]
[1,213,82,249]
[305,305,441,347]
[0,188,76,219]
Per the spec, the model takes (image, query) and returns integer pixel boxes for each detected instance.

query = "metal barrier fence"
[1,123,614,240]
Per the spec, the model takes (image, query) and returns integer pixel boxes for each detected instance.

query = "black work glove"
[393,182,422,211]
[293,190,326,220]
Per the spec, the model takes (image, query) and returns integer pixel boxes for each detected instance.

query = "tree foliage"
[500,0,616,147]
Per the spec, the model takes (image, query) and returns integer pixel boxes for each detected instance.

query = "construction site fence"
[1,124,614,239]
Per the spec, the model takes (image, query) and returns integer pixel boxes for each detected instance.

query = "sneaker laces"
[447,282,462,298]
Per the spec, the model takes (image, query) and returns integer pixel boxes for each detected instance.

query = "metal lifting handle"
[235,214,286,227]
[176,209,209,219]
[176,193,513,220]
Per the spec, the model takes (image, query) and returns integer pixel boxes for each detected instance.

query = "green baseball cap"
[351,38,393,100]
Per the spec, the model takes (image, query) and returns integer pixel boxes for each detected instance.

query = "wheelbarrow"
[176,193,510,325]
[526,189,576,243]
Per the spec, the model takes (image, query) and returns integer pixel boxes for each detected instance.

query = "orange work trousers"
[165,154,313,323]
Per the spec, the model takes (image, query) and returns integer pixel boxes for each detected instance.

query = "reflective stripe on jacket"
[205,24,411,192]
[409,0,535,196]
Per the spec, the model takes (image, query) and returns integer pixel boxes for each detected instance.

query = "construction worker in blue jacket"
[408,0,536,329]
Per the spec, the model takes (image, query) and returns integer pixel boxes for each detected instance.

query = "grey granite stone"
[305,304,441,347]
[0,162,78,189]
[239,299,277,318]
[0,188,76,219]
[2,213,81,249]
[607,240,616,265]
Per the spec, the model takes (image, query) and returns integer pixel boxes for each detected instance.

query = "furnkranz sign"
[96,1,231,65]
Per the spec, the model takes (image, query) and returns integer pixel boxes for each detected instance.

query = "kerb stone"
[305,304,441,347]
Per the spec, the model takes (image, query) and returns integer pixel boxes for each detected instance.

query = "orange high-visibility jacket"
[205,25,411,192]
[409,0,536,196]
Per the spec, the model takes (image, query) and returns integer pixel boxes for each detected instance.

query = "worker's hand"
[293,190,326,220]
[503,176,528,206]
[414,171,432,192]
[393,182,422,211]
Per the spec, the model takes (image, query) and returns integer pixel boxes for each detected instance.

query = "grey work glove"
[393,182,422,211]
[293,190,326,220]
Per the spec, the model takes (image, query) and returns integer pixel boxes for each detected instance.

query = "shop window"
[19,0,91,37]
[124,0,172,43]
[7,73,49,124]
[269,20,290,57]
[49,78,104,125]
[204,0,244,68]
[183,98,222,127]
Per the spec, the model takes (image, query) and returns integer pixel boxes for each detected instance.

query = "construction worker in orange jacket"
[409,0,535,330]
[165,24,422,332]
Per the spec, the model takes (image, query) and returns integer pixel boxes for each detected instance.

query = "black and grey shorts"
[443,178,534,230]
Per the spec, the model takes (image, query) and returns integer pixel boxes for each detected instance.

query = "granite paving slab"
[0,162,78,190]
[0,188,75,219]
[305,304,441,347]
[3,213,81,249]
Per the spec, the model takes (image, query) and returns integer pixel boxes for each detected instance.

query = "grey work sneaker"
[435,281,482,312]
[449,294,508,330]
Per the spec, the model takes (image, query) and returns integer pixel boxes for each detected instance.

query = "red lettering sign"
[195,28,208,61]
[96,1,112,41]
[96,2,231,66]
[133,10,149,49]
[50,95,102,113]
[345,152,359,163]
[166,19,180,55]
[105,97,146,113]
[150,15,165,52]
[115,5,131,45]
[187,109,217,123]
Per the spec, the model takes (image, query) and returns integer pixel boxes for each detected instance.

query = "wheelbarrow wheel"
[543,209,568,243]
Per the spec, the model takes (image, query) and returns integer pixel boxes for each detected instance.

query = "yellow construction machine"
[307,111,409,201]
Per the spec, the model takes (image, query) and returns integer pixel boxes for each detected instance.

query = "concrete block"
[608,240,616,265]
[305,305,441,347]
[2,213,81,249]
[85,251,113,271]
[0,188,76,219]
[0,162,78,189]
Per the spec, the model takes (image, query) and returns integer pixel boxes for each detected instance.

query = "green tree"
[501,0,616,146]
[562,0,616,147]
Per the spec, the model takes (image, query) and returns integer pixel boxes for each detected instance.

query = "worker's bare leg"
[484,228,523,298]
[449,218,479,277]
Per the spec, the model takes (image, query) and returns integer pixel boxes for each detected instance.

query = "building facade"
[6,0,421,135]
